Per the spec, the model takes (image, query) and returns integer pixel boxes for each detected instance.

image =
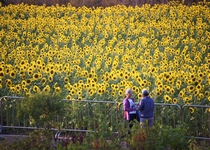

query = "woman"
[123,89,139,130]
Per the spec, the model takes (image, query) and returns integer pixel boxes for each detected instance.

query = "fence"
[62,99,120,132]
[153,103,181,128]
[0,96,24,129]
[0,96,209,140]
[182,104,210,140]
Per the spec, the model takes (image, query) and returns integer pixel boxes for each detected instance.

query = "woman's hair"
[125,88,132,95]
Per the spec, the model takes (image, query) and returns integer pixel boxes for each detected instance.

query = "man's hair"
[142,89,149,96]
[125,88,132,95]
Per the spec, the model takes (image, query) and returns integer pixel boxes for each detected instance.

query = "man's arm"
[138,99,144,111]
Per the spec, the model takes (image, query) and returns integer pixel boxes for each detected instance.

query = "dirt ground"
[0,134,28,142]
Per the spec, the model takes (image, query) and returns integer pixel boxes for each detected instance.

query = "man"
[138,89,154,127]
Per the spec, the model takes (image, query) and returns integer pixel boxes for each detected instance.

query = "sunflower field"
[0,2,210,106]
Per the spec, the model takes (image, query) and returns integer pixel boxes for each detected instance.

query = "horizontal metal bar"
[154,103,181,109]
[133,102,181,109]
[58,129,95,132]
[62,99,117,104]
[182,104,210,109]
[3,126,119,134]
[194,137,210,140]
[3,126,40,130]
[0,134,29,137]
[5,96,24,99]
[2,126,67,131]
[0,96,24,104]
[0,96,24,100]
[56,129,118,134]
[62,100,182,109]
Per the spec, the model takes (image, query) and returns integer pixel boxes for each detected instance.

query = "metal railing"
[0,96,24,132]
[154,103,181,128]
[182,104,210,140]
[0,96,209,140]
[62,99,120,132]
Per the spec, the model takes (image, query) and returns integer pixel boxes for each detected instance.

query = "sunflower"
[0,67,3,72]
[33,85,40,93]
[0,71,4,78]
[49,69,54,75]
[205,91,209,97]
[6,79,12,88]
[48,76,53,82]
[98,88,103,95]
[169,88,175,94]
[66,95,71,100]
[165,86,171,93]
[194,90,199,96]
[179,90,185,97]
[33,73,39,80]
[105,90,109,95]
[28,71,33,76]
[138,93,142,99]
[189,107,194,113]
[199,93,204,99]
[71,89,76,95]
[10,86,16,93]
[41,78,47,85]
[173,98,178,104]
[16,84,21,92]
[187,86,195,93]
[10,71,16,78]
[77,90,82,96]
[55,87,61,93]
[112,91,116,97]
[43,85,50,93]
[196,84,202,91]
[21,80,27,88]
[88,89,94,96]
[164,95,171,102]
[140,82,145,87]
[26,79,32,85]
[24,87,29,93]
[132,86,136,91]
[64,77,69,83]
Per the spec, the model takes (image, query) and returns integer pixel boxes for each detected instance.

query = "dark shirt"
[138,96,154,118]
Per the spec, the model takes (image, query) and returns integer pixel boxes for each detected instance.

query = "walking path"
[0,134,28,142]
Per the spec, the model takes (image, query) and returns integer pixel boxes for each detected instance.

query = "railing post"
[180,106,183,125]
[0,96,4,129]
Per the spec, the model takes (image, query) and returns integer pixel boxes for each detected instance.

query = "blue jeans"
[140,117,154,127]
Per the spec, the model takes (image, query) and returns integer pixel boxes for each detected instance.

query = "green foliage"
[63,101,121,131]
[0,137,5,141]
[1,122,209,149]
[0,130,53,150]
[129,122,192,150]
[17,93,65,128]
[83,119,121,149]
